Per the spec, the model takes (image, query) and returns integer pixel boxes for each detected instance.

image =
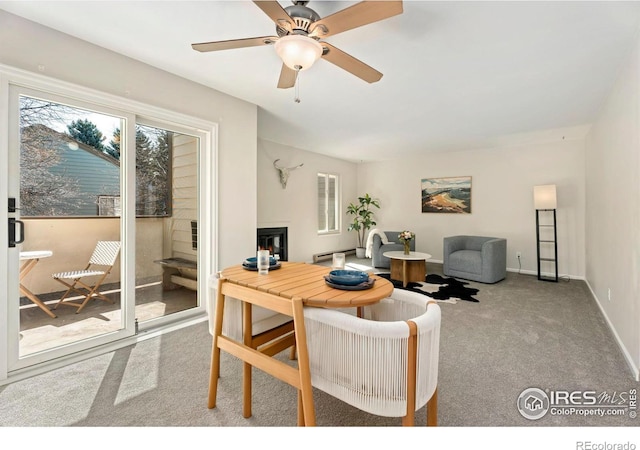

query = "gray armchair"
[443,235,506,283]
[372,231,416,269]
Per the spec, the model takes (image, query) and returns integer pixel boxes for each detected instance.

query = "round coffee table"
[383,251,432,287]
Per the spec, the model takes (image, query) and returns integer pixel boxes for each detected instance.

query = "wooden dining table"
[208,261,394,426]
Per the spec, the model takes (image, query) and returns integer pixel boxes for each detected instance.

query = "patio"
[19,280,197,355]
[16,213,199,356]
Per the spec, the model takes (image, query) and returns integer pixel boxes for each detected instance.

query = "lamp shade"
[533,185,557,209]
[274,35,322,71]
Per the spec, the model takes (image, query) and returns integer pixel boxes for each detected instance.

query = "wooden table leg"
[292,298,316,426]
[19,258,57,318]
[242,301,253,418]
[19,284,57,318]
[391,259,427,287]
[19,259,38,279]
[208,278,226,409]
[402,260,408,287]
[390,259,403,286]
[408,260,426,284]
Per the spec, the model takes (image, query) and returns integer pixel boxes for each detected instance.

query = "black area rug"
[376,272,480,303]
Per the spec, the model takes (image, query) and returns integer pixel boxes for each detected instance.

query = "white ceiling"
[2,1,640,162]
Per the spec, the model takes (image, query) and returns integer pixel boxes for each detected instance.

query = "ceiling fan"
[191,1,403,90]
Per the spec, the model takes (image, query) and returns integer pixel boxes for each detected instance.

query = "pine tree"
[67,119,106,151]
[107,127,121,159]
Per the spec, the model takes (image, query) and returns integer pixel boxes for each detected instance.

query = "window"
[18,95,172,218]
[318,172,339,234]
[134,124,173,217]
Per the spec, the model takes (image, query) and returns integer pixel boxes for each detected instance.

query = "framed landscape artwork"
[421,176,472,213]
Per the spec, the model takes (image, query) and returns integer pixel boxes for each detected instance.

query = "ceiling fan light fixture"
[274,34,322,71]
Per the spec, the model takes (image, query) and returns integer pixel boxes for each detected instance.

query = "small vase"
[403,241,410,255]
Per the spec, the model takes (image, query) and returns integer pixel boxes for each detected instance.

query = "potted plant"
[346,193,380,258]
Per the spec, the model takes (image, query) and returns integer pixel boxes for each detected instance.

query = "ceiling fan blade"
[277,64,297,89]
[253,0,295,32]
[192,36,277,52]
[310,1,403,38]
[321,42,383,84]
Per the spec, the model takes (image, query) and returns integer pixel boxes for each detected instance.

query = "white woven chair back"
[88,241,121,266]
[304,288,441,418]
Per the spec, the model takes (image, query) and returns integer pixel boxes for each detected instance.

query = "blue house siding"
[22,125,120,216]
[48,143,120,215]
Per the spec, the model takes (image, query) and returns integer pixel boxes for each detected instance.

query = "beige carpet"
[1,262,638,446]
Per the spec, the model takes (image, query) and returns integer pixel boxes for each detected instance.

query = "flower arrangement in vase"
[398,230,415,255]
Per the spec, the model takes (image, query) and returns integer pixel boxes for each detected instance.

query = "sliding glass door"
[2,73,212,379]
[7,86,136,369]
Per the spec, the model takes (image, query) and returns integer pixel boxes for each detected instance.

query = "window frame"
[317,172,340,235]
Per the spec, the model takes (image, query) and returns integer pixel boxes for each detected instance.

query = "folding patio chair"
[52,241,121,313]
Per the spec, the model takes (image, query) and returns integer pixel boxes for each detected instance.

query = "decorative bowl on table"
[243,256,278,268]
[242,256,281,271]
[327,269,370,286]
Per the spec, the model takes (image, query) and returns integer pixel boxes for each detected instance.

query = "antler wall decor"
[273,159,304,189]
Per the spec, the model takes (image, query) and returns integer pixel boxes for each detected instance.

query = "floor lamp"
[534,185,558,282]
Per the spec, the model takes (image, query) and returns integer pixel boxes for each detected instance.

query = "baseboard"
[312,248,356,263]
[585,280,640,382]
[420,259,584,280]
[507,267,537,276]
[505,267,585,281]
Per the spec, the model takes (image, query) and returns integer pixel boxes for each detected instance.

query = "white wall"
[585,37,640,378]
[0,10,258,270]
[257,139,358,262]
[357,132,587,278]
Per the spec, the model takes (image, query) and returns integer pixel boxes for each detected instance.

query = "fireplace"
[257,227,288,261]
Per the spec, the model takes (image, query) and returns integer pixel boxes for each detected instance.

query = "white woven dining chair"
[303,288,441,426]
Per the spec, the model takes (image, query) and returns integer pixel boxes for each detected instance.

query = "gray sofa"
[443,235,507,283]
[372,231,416,269]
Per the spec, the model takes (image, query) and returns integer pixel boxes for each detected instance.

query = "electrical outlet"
[516,252,522,259]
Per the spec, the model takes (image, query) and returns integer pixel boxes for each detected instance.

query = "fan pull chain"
[294,65,301,103]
